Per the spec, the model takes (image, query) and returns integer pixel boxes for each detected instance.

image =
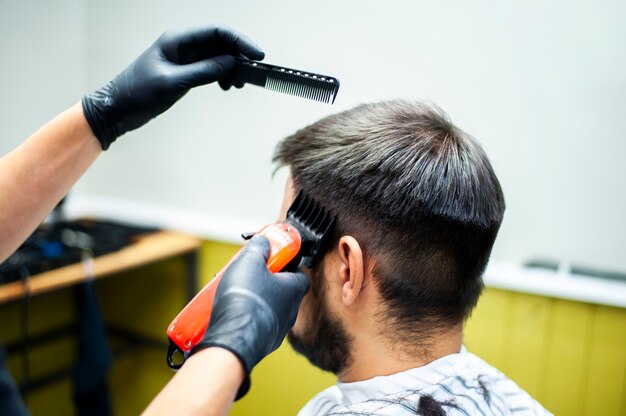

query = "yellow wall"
[200,241,626,415]
[465,288,626,415]
[0,257,187,416]
[0,289,77,415]
[1,240,625,415]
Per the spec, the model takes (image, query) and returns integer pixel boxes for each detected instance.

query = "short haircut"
[273,100,505,339]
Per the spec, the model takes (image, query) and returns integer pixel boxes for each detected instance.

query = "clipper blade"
[286,191,335,268]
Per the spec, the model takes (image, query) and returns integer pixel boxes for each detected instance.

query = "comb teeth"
[233,58,340,104]
[266,70,339,104]
[286,191,335,267]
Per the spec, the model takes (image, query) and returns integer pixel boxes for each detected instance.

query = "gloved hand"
[190,235,310,399]
[82,25,264,150]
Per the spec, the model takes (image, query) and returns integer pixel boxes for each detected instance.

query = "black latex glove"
[190,235,310,399]
[82,25,264,150]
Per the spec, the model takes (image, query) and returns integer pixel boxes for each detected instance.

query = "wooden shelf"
[0,231,203,304]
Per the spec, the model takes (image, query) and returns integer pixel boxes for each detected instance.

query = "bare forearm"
[0,25,265,263]
[144,347,244,416]
[0,102,101,262]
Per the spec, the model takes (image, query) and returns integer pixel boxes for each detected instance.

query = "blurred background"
[0,0,625,415]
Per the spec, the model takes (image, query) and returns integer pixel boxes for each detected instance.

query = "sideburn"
[287,265,353,374]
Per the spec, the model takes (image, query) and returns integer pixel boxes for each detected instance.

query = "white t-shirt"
[298,348,552,415]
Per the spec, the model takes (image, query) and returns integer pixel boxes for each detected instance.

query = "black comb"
[233,57,340,104]
[286,191,335,268]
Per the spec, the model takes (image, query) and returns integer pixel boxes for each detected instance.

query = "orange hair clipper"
[166,191,334,369]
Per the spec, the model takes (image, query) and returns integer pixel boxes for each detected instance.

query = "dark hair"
[273,100,505,339]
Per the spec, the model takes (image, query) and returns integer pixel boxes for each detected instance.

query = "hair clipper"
[166,191,334,369]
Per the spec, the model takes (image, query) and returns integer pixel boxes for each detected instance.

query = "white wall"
[0,0,85,154]
[2,0,625,272]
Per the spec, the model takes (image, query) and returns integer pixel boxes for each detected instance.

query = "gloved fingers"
[219,78,232,91]
[218,77,245,91]
[173,55,236,88]
[239,235,271,262]
[276,269,311,299]
[210,26,265,61]
[161,25,264,64]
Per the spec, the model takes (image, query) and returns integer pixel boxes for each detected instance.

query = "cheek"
[292,291,313,335]
[292,266,316,334]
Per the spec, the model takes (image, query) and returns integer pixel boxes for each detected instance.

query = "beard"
[287,266,353,374]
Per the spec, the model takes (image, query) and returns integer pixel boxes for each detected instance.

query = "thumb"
[278,269,311,299]
[173,55,236,88]
[240,235,271,262]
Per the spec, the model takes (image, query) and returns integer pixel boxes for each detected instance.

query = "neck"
[337,324,463,383]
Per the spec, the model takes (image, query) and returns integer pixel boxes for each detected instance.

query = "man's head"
[273,100,505,376]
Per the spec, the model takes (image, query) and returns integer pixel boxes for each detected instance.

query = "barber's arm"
[144,236,310,416]
[0,104,100,262]
[0,25,264,262]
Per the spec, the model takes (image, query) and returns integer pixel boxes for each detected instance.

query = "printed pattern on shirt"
[298,349,552,416]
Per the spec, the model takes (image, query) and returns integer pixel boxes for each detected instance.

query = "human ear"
[336,236,365,306]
